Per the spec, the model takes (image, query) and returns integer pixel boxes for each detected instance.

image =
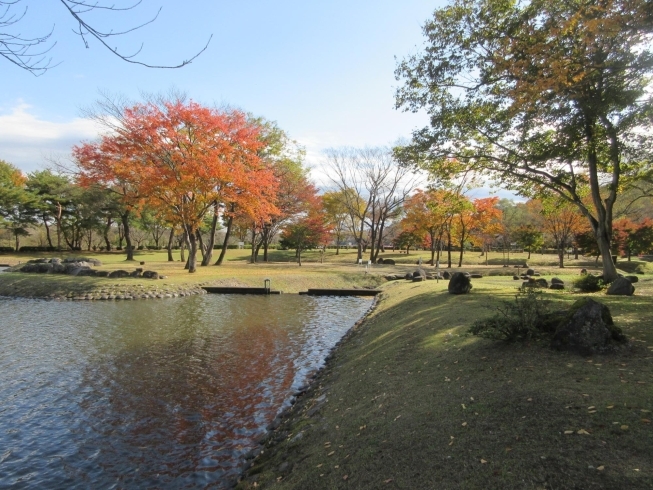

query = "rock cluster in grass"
[6,257,163,281]
[43,284,209,301]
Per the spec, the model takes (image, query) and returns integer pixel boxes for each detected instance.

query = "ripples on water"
[0,294,372,488]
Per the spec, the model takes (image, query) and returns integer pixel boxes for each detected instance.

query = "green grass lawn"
[237,276,653,489]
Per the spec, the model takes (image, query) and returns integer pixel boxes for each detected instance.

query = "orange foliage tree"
[74,100,276,272]
[468,197,503,266]
[535,198,586,268]
[401,189,456,265]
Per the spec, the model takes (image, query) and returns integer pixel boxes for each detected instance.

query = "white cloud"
[0,102,100,173]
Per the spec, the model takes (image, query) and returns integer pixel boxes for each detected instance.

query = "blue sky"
[0,0,516,199]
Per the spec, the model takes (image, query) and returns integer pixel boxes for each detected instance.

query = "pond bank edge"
[231,292,384,488]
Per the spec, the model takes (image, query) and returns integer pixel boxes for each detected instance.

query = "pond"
[0,294,372,489]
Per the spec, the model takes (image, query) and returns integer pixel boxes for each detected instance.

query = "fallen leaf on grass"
[505,447,512,452]
[597,466,605,471]
[588,406,595,410]
[621,425,629,430]
[589,410,597,414]
[461,404,466,410]
[328,451,335,456]
[462,422,468,427]
[577,429,591,435]
[606,405,614,409]
[343,475,348,480]
[394,415,401,421]
[384,479,393,484]
[317,464,323,468]
[642,419,651,424]
[449,436,454,446]
[564,430,574,435]
[527,398,532,402]
[481,459,488,464]
[641,410,651,413]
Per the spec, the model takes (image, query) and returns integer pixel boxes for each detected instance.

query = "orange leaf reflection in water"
[78,305,297,487]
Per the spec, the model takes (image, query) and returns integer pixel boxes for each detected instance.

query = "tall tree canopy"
[395,0,653,282]
[74,99,276,272]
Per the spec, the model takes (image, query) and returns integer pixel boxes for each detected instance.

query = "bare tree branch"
[0,0,211,75]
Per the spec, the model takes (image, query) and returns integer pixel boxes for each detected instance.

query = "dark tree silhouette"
[0,0,211,75]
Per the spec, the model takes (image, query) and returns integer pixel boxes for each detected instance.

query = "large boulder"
[142,270,159,280]
[549,283,565,290]
[63,257,102,266]
[68,267,92,276]
[109,269,131,278]
[526,268,535,276]
[470,273,483,279]
[625,275,639,284]
[442,271,451,280]
[376,258,384,264]
[606,277,635,296]
[412,269,427,279]
[413,276,425,282]
[551,277,565,285]
[383,258,395,265]
[21,263,52,273]
[551,298,627,355]
[448,272,472,295]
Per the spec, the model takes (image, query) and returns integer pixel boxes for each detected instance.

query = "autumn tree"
[74,99,269,272]
[279,211,331,266]
[401,189,457,265]
[468,197,503,265]
[537,198,586,268]
[395,0,653,282]
[613,218,653,261]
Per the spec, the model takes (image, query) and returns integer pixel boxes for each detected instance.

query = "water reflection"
[0,295,371,489]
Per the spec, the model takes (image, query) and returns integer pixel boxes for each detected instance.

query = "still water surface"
[0,294,372,489]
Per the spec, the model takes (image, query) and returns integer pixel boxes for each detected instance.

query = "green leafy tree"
[25,170,73,249]
[0,160,38,250]
[395,0,653,282]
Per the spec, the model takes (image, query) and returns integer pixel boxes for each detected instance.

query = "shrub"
[573,274,605,292]
[469,287,551,341]
[0,246,14,253]
[18,246,57,252]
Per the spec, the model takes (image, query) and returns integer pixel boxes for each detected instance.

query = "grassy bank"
[0,247,624,299]
[237,276,653,489]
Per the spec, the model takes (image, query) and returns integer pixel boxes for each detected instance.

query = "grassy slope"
[238,276,653,489]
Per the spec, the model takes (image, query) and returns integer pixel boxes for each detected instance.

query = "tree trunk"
[215,213,233,266]
[458,238,464,267]
[201,206,219,266]
[120,211,135,260]
[298,247,302,266]
[186,226,198,273]
[596,227,618,281]
[15,232,19,252]
[103,217,113,251]
[558,248,564,268]
[250,227,257,263]
[43,214,53,248]
[197,230,206,261]
[167,227,175,262]
[447,231,452,268]
[527,249,531,259]
[54,201,63,250]
[180,233,186,263]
